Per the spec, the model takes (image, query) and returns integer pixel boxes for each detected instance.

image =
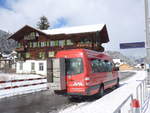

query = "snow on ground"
[0,73,44,81]
[0,71,150,113]
[146,102,150,113]
[59,71,148,113]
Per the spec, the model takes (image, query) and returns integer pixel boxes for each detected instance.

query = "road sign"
[120,42,145,49]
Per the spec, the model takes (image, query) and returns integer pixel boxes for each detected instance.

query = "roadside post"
[144,0,150,85]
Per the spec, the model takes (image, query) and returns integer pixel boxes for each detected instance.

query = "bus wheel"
[96,85,104,98]
[115,78,120,88]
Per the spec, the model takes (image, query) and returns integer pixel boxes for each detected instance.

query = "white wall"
[16,60,47,76]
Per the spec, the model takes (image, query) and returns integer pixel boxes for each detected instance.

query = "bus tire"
[115,78,120,88]
[95,85,104,98]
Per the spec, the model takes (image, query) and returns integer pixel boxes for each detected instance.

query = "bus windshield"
[66,58,83,75]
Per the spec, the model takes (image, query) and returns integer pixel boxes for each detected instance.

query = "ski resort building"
[9,24,110,75]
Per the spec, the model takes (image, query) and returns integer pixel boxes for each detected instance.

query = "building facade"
[9,24,109,75]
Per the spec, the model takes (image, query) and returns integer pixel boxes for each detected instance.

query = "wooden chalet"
[9,24,109,61]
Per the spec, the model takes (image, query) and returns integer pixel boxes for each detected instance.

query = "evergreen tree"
[37,16,50,30]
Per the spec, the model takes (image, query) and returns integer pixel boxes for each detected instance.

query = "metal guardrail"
[0,77,48,99]
[113,95,134,113]
[113,78,150,113]
[136,79,150,113]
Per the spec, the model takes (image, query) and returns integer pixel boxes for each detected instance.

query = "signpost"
[120,42,145,49]
[120,0,150,85]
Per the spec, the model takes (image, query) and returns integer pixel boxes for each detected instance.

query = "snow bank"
[0,73,43,81]
[59,71,147,113]
[0,73,48,99]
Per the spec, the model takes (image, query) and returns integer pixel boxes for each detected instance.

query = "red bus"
[49,49,119,98]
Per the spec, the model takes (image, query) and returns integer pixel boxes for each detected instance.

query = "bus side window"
[103,60,108,72]
[91,59,100,73]
[98,60,104,72]
[91,59,106,73]
[104,60,113,72]
[107,62,113,72]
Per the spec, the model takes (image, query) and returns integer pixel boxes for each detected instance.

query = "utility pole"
[145,0,150,84]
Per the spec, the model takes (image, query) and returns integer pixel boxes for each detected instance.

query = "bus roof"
[85,49,112,61]
[56,49,112,61]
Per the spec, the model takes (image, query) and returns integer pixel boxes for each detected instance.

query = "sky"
[0,0,147,58]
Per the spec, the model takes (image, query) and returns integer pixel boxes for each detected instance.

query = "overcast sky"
[0,0,147,57]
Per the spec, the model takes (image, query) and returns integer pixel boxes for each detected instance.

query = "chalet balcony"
[15,47,25,52]
[16,57,25,61]
[77,43,92,48]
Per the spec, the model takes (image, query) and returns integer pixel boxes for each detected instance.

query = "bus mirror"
[113,67,119,71]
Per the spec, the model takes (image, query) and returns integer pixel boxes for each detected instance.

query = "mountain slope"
[105,51,136,65]
[0,30,16,53]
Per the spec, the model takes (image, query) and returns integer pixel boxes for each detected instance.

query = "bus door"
[47,58,66,91]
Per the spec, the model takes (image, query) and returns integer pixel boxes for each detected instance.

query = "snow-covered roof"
[113,59,121,63]
[11,51,17,54]
[2,54,10,58]
[42,24,105,35]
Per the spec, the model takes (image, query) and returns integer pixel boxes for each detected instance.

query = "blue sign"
[120,42,145,49]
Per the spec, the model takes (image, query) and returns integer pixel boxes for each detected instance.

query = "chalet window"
[44,42,47,47]
[46,41,50,46]
[66,40,73,45]
[41,42,46,47]
[48,51,55,57]
[59,40,65,47]
[55,40,59,46]
[24,32,36,40]
[17,53,21,59]
[31,62,35,71]
[25,52,30,58]
[33,42,37,48]
[39,63,44,71]
[50,41,55,47]
[29,42,33,48]
[80,38,91,44]
[37,42,41,47]
[41,42,44,47]
[17,43,22,48]
[39,52,45,59]
[19,62,23,70]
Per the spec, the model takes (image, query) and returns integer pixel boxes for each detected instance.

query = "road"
[0,91,72,113]
[119,71,136,81]
[0,71,135,113]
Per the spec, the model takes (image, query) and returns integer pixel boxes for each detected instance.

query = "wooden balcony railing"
[15,47,25,52]
[77,43,92,48]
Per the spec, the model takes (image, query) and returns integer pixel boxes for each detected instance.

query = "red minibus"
[54,49,119,97]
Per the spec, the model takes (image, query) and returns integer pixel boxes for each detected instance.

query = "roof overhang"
[8,25,48,41]
[99,25,109,43]
[8,24,109,43]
